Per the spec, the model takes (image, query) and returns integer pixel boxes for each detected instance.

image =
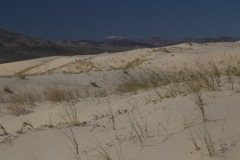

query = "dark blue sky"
[1,0,240,40]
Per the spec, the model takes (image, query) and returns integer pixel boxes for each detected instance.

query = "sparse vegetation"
[126,110,150,147]
[1,45,240,160]
[7,92,40,105]
[116,58,240,98]
[43,87,80,103]
[115,72,164,93]
[7,104,32,116]
[120,58,144,70]
[62,127,81,160]
[191,91,207,122]
[88,139,112,160]
[61,104,81,127]
[187,124,216,157]
[187,127,201,151]
[43,87,67,103]
[107,102,116,130]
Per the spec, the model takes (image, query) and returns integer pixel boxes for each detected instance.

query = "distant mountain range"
[1,28,240,63]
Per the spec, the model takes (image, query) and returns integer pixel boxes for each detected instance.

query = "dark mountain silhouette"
[0,28,76,63]
[1,28,240,64]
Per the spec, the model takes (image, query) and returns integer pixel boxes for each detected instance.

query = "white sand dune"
[0,42,240,160]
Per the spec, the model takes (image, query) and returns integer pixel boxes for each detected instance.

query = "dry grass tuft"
[61,104,82,127]
[88,138,112,160]
[121,58,143,70]
[187,124,216,157]
[7,104,32,116]
[62,127,81,160]
[2,91,41,106]
[191,91,207,122]
[43,87,66,103]
[43,87,80,103]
